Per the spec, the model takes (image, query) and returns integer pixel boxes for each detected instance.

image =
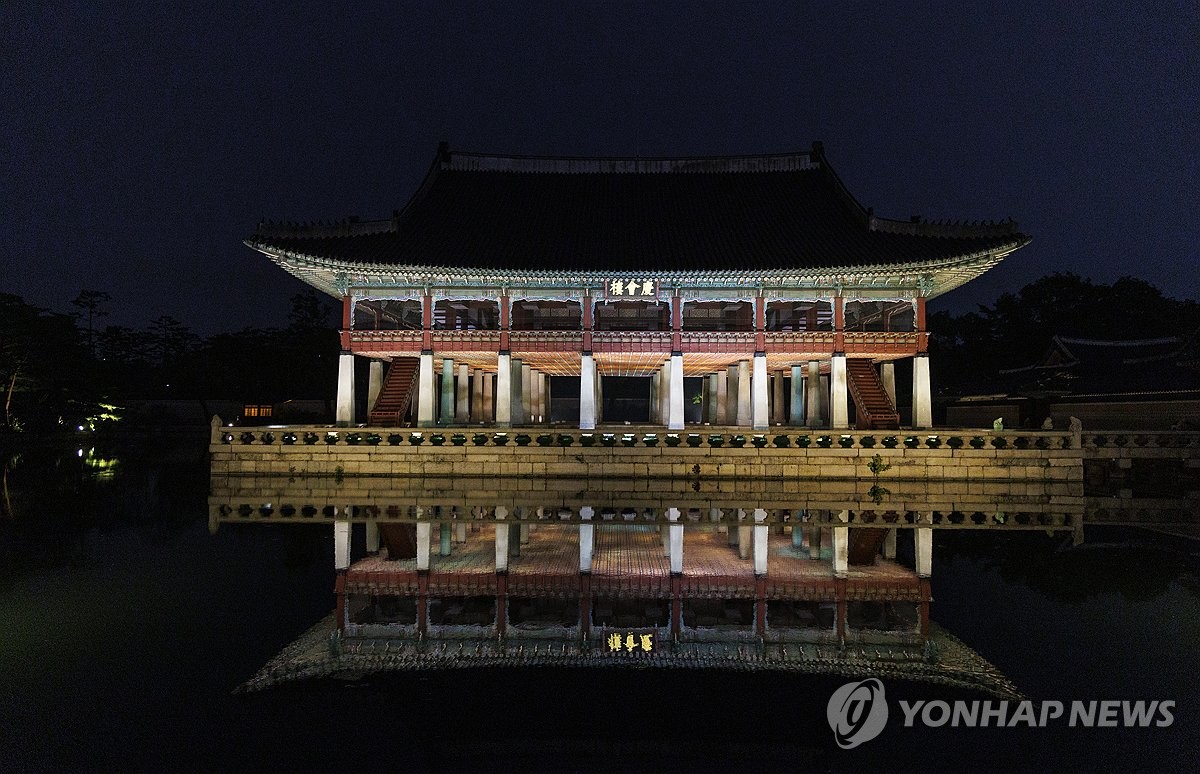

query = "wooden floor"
[345,525,920,600]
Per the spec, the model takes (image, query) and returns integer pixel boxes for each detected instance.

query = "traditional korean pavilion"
[247,142,1029,432]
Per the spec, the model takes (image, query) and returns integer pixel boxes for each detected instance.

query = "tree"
[71,290,111,358]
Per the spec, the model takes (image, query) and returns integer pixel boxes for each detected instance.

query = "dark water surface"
[2,438,1197,772]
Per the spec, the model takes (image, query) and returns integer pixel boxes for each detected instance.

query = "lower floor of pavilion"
[341,350,934,431]
[335,521,932,646]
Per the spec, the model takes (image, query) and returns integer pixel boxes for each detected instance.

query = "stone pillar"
[334,518,351,570]
[736,360,752,427]
[539,372,548,423]
[727,365,739,424]
[595,370,603,422]
[365,520,380,553]
[579,353,597,430]
[832,510,849,578]
[483,371,494,422]
[751,354,768,431]
[472,369,484,423]
[716,369,729,425]
[440,358,455,426]
[416,521,432,571]
[367,360,384,414]
[881,361,897,409]
[494,507,509,572]
[789,365,804,426]
[336,352,356,426]
[439,521,452,556]
[915,515,933,577]
[830,353,849,429]
[455,522,466,543]
[912,353,932,429]
[819,375,830,424]
[791,513,804,547]
[417,352,435,427]
[805,360,821,428]
[530,370,541,423]
[456,365,470,423]
[883,528,897,560]
[772,370,785,425]
[649,371,659,423]
[579,507,595,572]
[707,373,719,423]
[752,508,768,576]
[495,354,512,427]
[521,363,533,425]
[510,358,524,425]
[667,508,683,574]
[668,352,685,430]
[737,509,751,559]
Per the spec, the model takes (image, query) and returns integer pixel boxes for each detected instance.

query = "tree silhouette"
[71,290,111,358]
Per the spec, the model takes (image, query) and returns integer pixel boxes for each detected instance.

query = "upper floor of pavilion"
[246,142,1030,306]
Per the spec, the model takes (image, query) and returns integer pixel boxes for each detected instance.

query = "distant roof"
[247,142,1029,277]
[1000,335,1199,394]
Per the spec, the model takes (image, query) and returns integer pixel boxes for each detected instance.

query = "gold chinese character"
[609,279,624,296]
[640,633,653,652]
[625,633,637,652]
[625,280,638,296]
[607,633,623,652]
[641,280,654,296]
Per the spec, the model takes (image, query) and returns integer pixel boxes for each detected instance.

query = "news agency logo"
[827,678,1177,747]
[827,679,889,749]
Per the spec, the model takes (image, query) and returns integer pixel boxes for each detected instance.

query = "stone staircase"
[847,359,900,429]
[368,357,419,426]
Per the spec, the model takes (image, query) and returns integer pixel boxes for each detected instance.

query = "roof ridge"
[442,151,819,174]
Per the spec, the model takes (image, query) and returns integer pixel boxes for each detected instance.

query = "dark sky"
[3,2,1197,334]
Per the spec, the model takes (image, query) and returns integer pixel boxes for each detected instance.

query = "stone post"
[483,371,494,422]
[336,352,356,426]
[521,363,533,425]
[416,521,431,571]
[440,358,455,425]
[456,365,470,423]
[727,365,739,424]
[439,521,452,556]
[832,510,849,578]
[805,360,821,428]
[668,352,685,430]
[912,353,932,429]
[915,514,933,577]
[334,518,351,570]
[789,365,804,426]
[580,353,597,430]
[751,354,768,431]
[707,373,719,423]
[365,521,380,553]
[495,354,512,427]
[367,360,384,415]
[771,371,784,425]
[530,369,541,423]
[752,508,768,576]
[831,353,849,429]
[737,360,752,427]
[579,507,595,572]
[881,361,897,409]
[510,358,524,425]
[418,352,435,427]
[883,528,897,560]
[667,508,683,574]
[472,369,484,423]
[716,369,728,424]
[494,507,509,572]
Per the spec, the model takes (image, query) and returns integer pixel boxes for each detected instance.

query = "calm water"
[1,438,1197,772]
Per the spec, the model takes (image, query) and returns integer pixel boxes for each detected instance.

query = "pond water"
[1,438,1197,771]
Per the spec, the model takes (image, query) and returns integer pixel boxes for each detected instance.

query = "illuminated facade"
[247,142,1029,432]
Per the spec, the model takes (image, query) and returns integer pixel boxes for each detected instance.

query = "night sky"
[4,2,1197,334]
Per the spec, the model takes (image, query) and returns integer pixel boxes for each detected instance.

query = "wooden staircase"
[368,357,419,426]
[846,359,900,429]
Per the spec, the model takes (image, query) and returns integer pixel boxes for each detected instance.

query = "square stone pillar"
[367,360,384,415]
[737,360,752,427]
[416,520,432,571]
[649,371,659,423]
[707,373,719,423]
[521,363,533,424]
[716,369,728,424]
[752,508,768,575]
[334,518,351,570]
[511,357,525,425]
[881,361,897,409]
[668,352,685,430]
[832,510,849,578]
[883,528,897,559]
[365,520,380,553]
[417,352,435,427]
[727,365,739,424]
[482,371,494,422]
[456,365,470,423]
[912,353,932,429]
[495,354,511,427]
[439,358,455,426]
[336,352,356,426]
[915,514,933,577]
[530,370,542,423]
[772,370,785,425]
[830,353,849,429]
[494,507,509,572]
[805,360,821,428]
[789,365,804,426]
[667,508,683,574]
[579,507,595,572]
[471,369,484,423]
[580,353,597,429]
[751,354,768,431]
[819,375,830,425]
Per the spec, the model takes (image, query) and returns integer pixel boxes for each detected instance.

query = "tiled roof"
[249,144,1029,273]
